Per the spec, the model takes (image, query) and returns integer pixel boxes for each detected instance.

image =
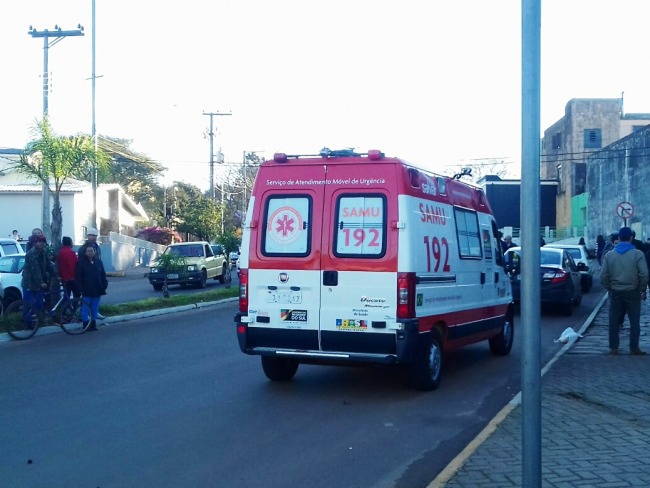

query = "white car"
[545,243,594,292]
[0,254,25,308]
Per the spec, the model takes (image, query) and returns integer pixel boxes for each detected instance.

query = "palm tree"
[11,119,109,250]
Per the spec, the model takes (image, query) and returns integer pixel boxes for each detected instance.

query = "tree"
[11,119,109,250]
[445,159,512,184]
[170,182,221,242]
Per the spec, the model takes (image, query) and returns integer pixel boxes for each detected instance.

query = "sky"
[2,0,650,191]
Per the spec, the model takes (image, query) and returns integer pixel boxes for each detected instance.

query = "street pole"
[202,111,231,201]
[28,24,84,241]
[91,0,98,230]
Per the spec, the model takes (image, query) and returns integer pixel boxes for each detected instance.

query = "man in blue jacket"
[600,226,649,355]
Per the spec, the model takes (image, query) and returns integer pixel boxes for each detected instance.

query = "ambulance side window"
[261,195,311,256]
[334,194,387,258]
[454,207,482,258]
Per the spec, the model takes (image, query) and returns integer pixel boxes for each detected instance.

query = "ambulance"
[235,148,514,390]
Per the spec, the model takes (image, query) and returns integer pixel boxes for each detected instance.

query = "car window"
[564,248,582,260]
[540,250,560,266]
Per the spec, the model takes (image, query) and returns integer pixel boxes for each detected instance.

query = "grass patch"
[99,286,239,316]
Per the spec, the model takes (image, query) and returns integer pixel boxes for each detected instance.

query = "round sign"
[268,206,303,245]
[615,201,634,219]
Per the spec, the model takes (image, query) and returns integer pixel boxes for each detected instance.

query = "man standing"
[600,226,649,355]
[57,236,79,299]
[79,228,101,260]
[21,235,56,315]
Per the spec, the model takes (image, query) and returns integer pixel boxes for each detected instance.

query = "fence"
[98,232,166,272]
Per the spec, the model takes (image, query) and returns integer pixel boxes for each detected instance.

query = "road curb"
[0,297,239,343]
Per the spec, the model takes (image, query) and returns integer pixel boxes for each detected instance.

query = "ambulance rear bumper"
[235,313,421,364]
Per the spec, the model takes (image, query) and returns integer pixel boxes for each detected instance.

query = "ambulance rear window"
[262,196,311,256]
[334,194,387,258]
[454,207,482,258]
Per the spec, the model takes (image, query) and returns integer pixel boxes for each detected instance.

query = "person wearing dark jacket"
[596,234,606,266]
[75,245,108,331]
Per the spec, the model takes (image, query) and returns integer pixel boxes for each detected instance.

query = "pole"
[521,1,542,486]
[202,111,231,201]
[29,25,84,241]
[91,0,98,230]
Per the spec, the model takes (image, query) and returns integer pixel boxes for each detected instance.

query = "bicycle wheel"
[2,299,40,340]
[59,298,92,335]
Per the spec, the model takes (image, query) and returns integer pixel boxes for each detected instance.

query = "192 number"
[423,236,451,272]
[342,228,380,247]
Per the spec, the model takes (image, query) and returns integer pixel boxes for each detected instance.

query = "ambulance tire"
[411,330,443,391]
[489,310,514,356]
[261,356,299,382]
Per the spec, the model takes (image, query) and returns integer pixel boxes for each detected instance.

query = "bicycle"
[1,286,93,340]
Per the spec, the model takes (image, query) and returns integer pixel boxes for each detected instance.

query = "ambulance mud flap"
[395,319,420,363]
[235,312,248,353]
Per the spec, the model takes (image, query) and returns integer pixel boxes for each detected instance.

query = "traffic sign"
[615,201,634,222]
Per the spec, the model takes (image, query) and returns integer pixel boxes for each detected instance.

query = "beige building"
[541,98,650,231]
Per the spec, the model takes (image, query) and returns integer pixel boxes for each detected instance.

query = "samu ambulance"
[235,148,514,390]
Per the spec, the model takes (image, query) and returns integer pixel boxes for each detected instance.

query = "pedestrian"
[501,235,516,254]
[56,236,79,300]
[596,234,606,266]
[75,244,108,331]
[25,227,44,252]
[602,232,618,258]
[600,226,649,355]
[78,227,101,260]
[631,230,645,251]
[11,229,20,240]
[578,237,586,246]
[21,235,57,322]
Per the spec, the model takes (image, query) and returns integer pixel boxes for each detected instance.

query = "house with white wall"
[0,149,148,245]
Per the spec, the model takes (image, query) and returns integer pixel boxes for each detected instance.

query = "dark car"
[504,246,583,316]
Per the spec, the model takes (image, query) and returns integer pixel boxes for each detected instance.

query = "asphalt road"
[0,277,605,488]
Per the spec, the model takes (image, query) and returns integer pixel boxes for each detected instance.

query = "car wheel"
[261,356,299,381]
[3,289,21,308]
[410,329,443,391]
[573,287,582,306]
[197,270,207,288]
[152,284,163,291]
[489,309,514,356]
[218,264,227,283]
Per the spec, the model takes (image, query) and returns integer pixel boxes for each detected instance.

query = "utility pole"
[91,0,98,230]
[202,111,231,201]
[28,23,84,242]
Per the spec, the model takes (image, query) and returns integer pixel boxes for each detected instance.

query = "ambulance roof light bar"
[272,148,384,163]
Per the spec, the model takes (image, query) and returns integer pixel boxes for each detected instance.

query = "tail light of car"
[239,269,248,313]
[397,272,416,319]
[544,270,568,283]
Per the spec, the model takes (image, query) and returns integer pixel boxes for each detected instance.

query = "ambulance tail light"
[239,269,249,312]
[397,272,416,319]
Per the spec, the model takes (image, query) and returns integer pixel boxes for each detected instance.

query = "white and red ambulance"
[235,149,514,390]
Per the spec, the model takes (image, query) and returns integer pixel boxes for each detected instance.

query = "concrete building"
[586,125,650,242]
[541,98,650,232]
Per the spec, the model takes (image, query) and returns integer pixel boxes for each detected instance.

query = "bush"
[136,226,183,245]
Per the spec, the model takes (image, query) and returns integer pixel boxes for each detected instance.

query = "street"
[0,277,606,488]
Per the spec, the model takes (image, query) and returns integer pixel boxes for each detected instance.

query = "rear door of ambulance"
[246,161,325,352]
[318,161,399,355]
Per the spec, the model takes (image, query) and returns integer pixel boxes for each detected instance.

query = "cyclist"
[21,234,57,325]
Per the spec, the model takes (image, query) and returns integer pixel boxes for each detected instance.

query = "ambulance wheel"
[261,356,299,382]
[411,330,443,391]
[489,310,514,356]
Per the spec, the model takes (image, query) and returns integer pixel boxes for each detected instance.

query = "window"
[454,208,482,258]
[262,196,311,256]
[334,194,386,258]
[583,129,602,149]
[551,132,562,150]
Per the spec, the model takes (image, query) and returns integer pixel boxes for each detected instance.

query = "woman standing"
[596,234,606,266]
[75,245,108,331]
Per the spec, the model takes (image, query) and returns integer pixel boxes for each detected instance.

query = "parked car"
[229,251,239,269]
[148,241,229,290]
[504,246,583,316]
[0,238,25,258]
[545,243,594,292]
[0,254,25,308]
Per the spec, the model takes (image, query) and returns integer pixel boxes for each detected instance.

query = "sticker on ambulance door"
[334,195,386,258]
[263,196,311,255]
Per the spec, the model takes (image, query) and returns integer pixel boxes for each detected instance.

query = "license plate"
[167,273,179,279]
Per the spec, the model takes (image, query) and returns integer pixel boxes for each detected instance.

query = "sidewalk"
[432,293,650,487]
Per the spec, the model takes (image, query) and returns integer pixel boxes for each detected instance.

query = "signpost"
[615,201,634,226]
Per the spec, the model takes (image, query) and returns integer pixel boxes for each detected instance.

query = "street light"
[28,23,84,241]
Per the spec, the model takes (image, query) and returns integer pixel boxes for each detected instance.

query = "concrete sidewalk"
[432,293,650,487]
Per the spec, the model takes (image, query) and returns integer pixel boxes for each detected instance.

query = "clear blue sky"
[2,0,649,190]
